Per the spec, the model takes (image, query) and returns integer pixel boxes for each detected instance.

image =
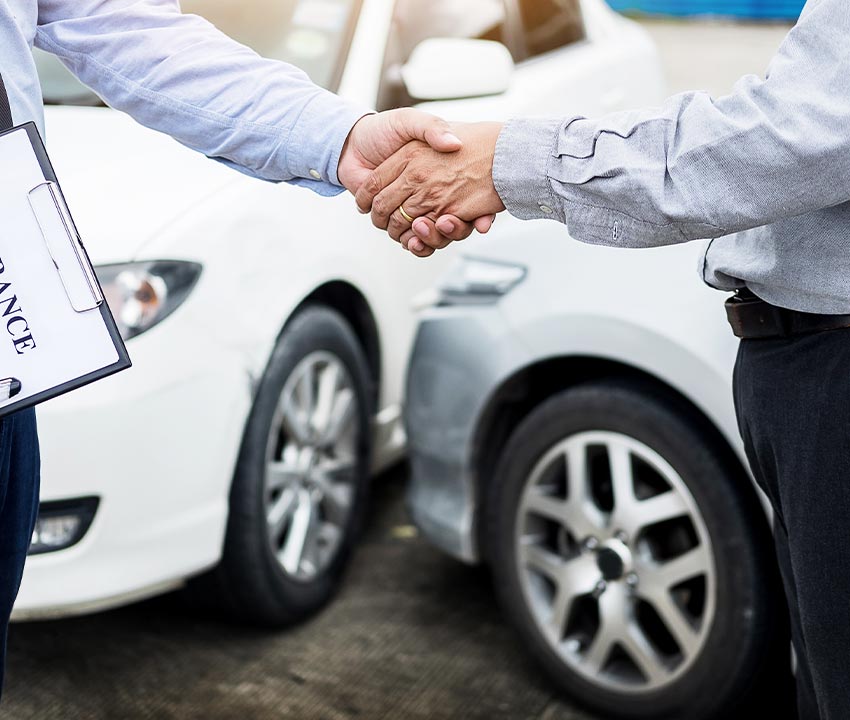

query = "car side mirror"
[401,38,514,101]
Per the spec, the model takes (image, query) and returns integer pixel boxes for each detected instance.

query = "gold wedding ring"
[398,205,415,224]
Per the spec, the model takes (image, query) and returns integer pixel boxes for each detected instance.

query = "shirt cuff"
[282,88,370,190]
[492,117,565,223]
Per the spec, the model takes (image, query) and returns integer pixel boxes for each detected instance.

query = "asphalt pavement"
[3,466,598,720]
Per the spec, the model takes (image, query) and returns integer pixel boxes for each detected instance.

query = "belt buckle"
[725,291,789,338]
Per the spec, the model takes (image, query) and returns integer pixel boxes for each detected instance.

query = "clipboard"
[0,74,131,417]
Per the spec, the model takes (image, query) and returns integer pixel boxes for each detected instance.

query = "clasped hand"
[338,110,505,257]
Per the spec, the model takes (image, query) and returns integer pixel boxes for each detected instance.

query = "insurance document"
[0,124,129,415]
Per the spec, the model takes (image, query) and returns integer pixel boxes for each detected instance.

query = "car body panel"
[44,107,236,265]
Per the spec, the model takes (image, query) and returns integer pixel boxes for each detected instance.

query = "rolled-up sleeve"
[493,0,850,248]
[34,0,368,194]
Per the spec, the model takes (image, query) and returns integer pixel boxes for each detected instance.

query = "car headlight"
[95,261,202,340]
[437,257,527,306]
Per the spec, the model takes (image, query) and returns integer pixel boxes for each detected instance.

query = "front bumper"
[13,324,252,620]
[405,306,527,564]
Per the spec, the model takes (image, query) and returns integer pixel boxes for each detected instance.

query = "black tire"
[194,304,373,627]
[486,380,786,719]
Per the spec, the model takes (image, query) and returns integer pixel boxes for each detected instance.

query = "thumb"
[394,109,462,153]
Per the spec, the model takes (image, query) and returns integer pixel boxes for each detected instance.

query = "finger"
[409,217,454,249]
[409,218,452,250]
[392,108,462,153]
[400,229,420,253]
[474,214,497,234]
[406,233,436,257]
[399,227,415,252]
[400,228,417,250]
[372,162,436,232]
[368,171,417,231]
[354,149,411,216]
[431,215,476,243]
[387,207,413,242]
[411,218,437,244]
[410,240,436,258]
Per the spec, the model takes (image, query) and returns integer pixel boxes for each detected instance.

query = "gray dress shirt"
[493,0,850,314]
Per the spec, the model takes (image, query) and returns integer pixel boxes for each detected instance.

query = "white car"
[15,0,665,623]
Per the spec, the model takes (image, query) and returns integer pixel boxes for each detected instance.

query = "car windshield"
[36,0,361,105]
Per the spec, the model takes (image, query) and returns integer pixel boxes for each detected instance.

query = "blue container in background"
[606,0,804,19]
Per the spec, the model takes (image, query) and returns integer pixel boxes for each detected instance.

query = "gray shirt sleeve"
[492,0,850,249]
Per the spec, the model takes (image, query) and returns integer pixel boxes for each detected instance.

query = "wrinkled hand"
[337,110,491,248]
[354,122,506,257]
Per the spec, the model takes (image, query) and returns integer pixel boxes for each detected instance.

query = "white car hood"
[43,106,234,265]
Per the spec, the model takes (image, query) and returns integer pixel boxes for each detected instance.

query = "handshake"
[336,109,507,258]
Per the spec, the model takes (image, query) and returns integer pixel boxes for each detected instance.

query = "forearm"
[35,0,367,194]
[494,0,850,248]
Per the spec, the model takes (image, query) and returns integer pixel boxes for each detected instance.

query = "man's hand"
[338,109,461,192]
[338,109,491,249]
[354,122,506,257]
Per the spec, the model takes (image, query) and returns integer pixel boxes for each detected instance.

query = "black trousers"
[0,409,40,697]
[734,330,850,720]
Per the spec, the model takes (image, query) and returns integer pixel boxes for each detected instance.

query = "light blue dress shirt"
[0,0,367,194]
[494,0,850,314]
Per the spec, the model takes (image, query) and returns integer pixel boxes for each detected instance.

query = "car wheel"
[206,304,373,626]
[486,380,782,719]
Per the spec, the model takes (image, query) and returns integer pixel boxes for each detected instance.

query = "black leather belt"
[725,289,850,339]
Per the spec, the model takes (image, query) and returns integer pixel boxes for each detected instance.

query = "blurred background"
[7,1,801,719]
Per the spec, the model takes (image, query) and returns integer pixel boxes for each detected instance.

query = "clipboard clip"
[0,378,21,403]
[27,181,103,313]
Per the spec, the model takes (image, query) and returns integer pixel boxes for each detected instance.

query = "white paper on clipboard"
[0,126,122,410]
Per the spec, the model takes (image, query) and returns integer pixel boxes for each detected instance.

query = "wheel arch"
[471,355,771,564]
[292,281,381,410]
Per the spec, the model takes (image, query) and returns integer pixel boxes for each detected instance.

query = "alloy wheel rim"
[515,431,716,693]
[264,351,359,582]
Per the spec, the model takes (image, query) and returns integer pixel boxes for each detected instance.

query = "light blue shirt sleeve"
[33,0,369,195]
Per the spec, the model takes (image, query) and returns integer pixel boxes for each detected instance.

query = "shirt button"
[539,204,553,214]
[309,169,322,180]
